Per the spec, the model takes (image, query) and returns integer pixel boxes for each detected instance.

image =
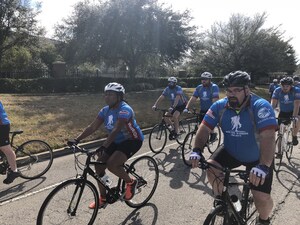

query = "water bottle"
[230,195,242,212]
[101,174,112,186]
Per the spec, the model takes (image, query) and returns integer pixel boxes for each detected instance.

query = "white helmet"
[200,72,213,79]
[168,77,177,83]
[104,82,125,94]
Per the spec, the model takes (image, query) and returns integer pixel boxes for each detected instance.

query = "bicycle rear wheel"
[176,118,190,144]
[181,131,196,167]
[37,179,99,225]
[285,129,294,161]
[207,125,222,154]
[274,136,283,172]
[125,156,159,208]
[149,124,167,153]
[17,140,53,179]
[203,205,230,225]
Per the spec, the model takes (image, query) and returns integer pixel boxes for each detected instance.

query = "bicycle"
[181,109,221,166]
[0,130,53,180]
[199,158,256,225]
[148,108,190,153]
[37,143,159,225]
[273,117,296,172]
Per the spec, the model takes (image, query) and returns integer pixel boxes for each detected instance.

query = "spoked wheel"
[203,205,230,225]
[37,179,99,225]
[125,156,159,208]
[274,136,283,172]
[176,118,190,145]
[206,125,222,154]
[149,124,167,154]
[17,140,53,179]
[181,131,196,167]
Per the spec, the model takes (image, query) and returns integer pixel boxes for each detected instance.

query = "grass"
[1,87,269,149]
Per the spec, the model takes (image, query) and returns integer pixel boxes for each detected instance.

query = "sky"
[36,0,300,59]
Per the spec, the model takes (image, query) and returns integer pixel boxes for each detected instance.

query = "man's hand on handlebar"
[189,148,204,168]
[67,139,79,146]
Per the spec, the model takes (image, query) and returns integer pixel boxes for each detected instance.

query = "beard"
[228,96,240,109]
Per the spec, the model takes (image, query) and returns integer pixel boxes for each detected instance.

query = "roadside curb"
[52,126,154,158]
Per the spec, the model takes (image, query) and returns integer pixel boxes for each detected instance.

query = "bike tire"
[207,125,222,154]
[17,140,53,179]
[203,205,230,225]
[125,156,159,208]
[285,129,294,161]
[37,179,99,225]
[273,136,283,172]
[149,124,167,154]
[181,131,196,167]
[176,118,190,144]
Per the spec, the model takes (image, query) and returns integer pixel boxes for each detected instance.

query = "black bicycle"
[37,144,159,225]
[199,159,256,225]
[274,117,296,172]
[0,130,53,179]
[181,109,221,166]
[149,108,190,153]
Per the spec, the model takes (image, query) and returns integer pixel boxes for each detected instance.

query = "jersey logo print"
[171,93,175,100]
[107,115,114,129]
[283,94,289,103]
[231,115,242,132]
[203,91,207,98]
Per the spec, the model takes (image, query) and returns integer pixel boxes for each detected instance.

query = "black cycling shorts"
[171,104,186,114]
[0,124,10,147]
[210,145,273,194]
[278,111,293,125]
[102,139,143,159]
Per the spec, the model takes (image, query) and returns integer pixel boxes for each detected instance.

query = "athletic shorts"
[278,111,293,125]
[101,139,143,159]
[171,104,186,114]
[210,145,273,194]
[0,124,10,147]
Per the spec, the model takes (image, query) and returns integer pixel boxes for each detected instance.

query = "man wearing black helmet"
[268,79,279,100]
[189,71,277,225]
[271,76,300,145]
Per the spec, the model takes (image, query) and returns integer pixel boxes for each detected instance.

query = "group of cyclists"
[2,70,300,225]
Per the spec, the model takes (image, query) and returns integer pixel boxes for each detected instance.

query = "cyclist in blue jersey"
[152,76,187,140]
[189,71,277,225]
[271,76,300,145]
[268,79,279,100]
[68,82,144,209]
[293,75,300,88]
[0,101,20,184]
[184,72,220,141]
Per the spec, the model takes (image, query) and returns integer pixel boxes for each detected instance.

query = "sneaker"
[255,217,270,225]
[292,136,298,146]
[209,132,217,143]
[88,196,107,209]
[124,179,138,200]
[3,169,20,184]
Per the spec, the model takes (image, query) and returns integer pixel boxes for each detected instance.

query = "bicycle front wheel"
[176,118,190,144]
[285,129,294,161]
[206,125,222,154]
[17,140,53,179]
[203,205,230,225]
[149,124,167,154]
[274,136,283,172]
[125,156,159,208]
[37,179,99,225]
[181,131,196,167]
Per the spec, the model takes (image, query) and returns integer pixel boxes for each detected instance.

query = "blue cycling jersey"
[193,83,219,111]
[272,86,300,112]
[269,83,279,94]
[0,101,10,125]
[98,101,144,144]
[162,85,187,106]
[203,94,277,163]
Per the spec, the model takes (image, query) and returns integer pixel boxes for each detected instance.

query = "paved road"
[0,133,299,225]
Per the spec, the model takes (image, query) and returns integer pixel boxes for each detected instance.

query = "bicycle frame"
[201,160,256,224]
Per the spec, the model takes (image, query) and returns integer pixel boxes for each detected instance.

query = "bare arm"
[293,99,300,117]
[258,129,275,167]
[185,96,197,110]
[270,98,278,109]
[76,117,103,141]
[153,95,165,107]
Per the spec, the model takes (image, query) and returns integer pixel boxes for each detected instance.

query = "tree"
[188,13,298,82]
[0,0,44,66]
[55,0,198,79]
